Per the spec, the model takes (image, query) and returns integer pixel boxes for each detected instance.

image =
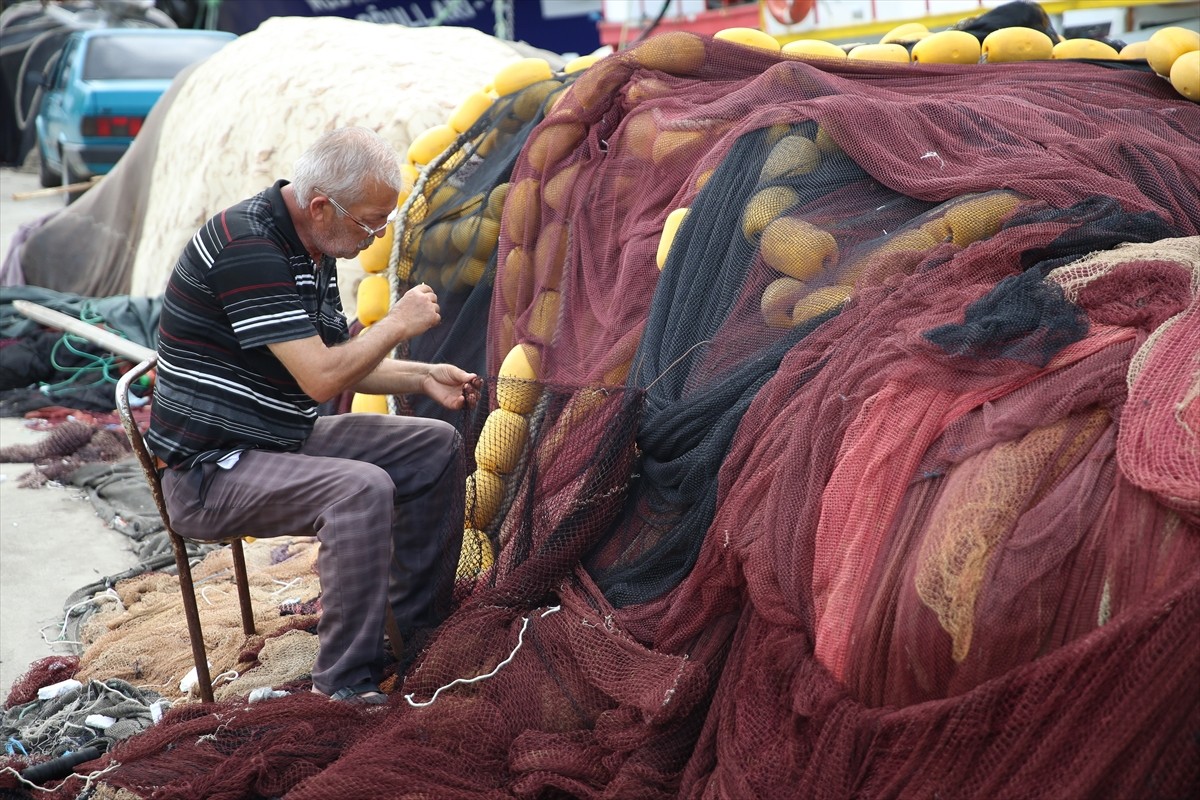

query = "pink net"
[5,32,1197,800]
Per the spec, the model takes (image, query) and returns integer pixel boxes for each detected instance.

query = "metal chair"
[116,357,256,703]
[12,300,255,704]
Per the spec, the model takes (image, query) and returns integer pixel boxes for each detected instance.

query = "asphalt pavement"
[0,165,140,700]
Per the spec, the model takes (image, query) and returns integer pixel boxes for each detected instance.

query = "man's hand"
[383,283,441,339]
[423,364,482,411]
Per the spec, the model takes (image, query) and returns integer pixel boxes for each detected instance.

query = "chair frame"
[116,358,256,703]
[12,301,258,704]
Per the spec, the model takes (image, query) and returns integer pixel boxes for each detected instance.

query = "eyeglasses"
[323,194,398,238]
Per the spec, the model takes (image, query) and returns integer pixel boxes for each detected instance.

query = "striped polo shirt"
[147,180,349,469]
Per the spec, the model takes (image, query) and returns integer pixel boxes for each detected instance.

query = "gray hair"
[291,126,403,207]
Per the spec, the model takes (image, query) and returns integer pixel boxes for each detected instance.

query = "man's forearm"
[353,358,432,396]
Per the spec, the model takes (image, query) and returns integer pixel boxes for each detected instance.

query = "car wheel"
[63,157,87,205]
[38,147,61,189]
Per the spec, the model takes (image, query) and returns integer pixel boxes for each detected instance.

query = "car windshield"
[82,34,229,81]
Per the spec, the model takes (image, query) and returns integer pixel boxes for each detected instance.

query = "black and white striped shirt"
[147,180,349,469]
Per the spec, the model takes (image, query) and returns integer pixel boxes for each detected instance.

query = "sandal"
[313,681,388,705]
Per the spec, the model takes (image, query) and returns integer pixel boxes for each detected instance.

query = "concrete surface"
[0,165,139,701]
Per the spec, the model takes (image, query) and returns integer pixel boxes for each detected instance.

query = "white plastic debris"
[37,679,82,700]
[179,662,211,694]
[149,699,171,724]
[84,714,116,729]
[248,687,289,703]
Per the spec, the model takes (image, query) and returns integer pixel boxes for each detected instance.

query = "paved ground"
[0,166,140,700]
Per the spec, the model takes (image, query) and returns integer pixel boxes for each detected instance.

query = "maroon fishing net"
[4,31,1198,800]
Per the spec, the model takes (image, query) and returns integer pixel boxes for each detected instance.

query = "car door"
[37,34,81,171]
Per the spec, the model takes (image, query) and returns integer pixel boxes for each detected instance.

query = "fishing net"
[4,32,1198,800]
[66,538,322,703]
[392,66,583,423]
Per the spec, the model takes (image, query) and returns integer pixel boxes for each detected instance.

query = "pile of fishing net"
[3,30,1198,799]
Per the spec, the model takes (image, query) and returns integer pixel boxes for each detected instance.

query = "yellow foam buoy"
[742,186,800,240]
[351,393,389,414]
[944,191,1022,246]
[450,216,498,259]
[981,27,1054,62]
[407,124,458,166]
[448,91,494,134]
[564,53,603,73]
[781,39,846,60]
[1170,49,1200,100]
[484,182,510,221]
[510,79,560,123]
[814,126,839,153]
[475,408,530,474]
[496,342,542,414]
[1052,38,1119,60]
[621,111,660,162]
[356,273,390,326]
[759,135,819,182]
[760,217,838,281]
[499,246,530,308]
[656,207,689,270]
[1117,41,1148,60]
[494,58,554,96]
[714,27,781,52]
[504,179,541,247]
[848,43,911,63]
[792,284,852,325]
[457,528,494,578]
[528,289,562,341]
[880,22,929,45]
[534,222,568,291]
[359,223,394,274]
[400,163,420,192]
[465,469,506,529]
[633,31,707,74]
[1146,26,1200,76]
[760,276,807,329]
[543,162,580,214]
[911,30,981,64]
[526,121,587,174]
[652,129,706,165]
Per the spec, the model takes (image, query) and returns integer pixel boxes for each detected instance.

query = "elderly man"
[147,126,479,704]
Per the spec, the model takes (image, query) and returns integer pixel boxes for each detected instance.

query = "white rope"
[40,588,123,645]
[0,762,120,794]
[199,585,228,606]
[404,606,561,708]
[269,577,302,595]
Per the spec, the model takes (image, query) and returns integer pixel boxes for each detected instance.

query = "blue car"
[35,28,236,193]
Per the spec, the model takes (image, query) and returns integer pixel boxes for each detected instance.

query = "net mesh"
[71,539,322,702]
[4,32,1198,800]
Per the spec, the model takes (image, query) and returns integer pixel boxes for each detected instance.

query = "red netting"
[7,32,1198,800]
[3,657,80,708]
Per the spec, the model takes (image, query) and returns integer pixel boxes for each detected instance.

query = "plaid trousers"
[161,413,463,694]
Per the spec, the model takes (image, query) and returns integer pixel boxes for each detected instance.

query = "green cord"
[41,303,131,395]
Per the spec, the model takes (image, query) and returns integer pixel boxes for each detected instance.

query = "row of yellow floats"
[346,52,603,575]
[718,22,1199,100]
[348,52,599,417]
[659,134,1023,332]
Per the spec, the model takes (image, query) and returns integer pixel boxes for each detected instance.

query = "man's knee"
[430,419,462,464]
[340,461,397,502]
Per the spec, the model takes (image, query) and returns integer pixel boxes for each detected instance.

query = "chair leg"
[229,539,256,637]
[169,531,216,704]
[385,606,404,663]
[118,362,216,703]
